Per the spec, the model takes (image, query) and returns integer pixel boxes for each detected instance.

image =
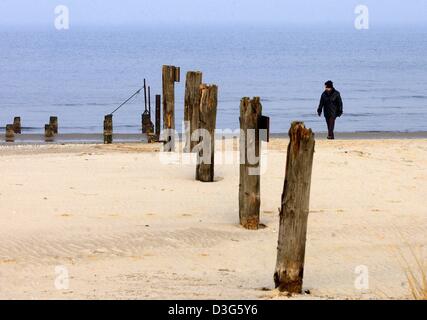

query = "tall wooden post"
[49,116,58,134]
[274,121,315,294]
[184,71,203,152]
[142,85,154,135]
[239,97,262,230]
[45,124,54,142]
[162,65,180,152]
[104,114,113,144]
[13,117,21,134]
[148,86,151,116]
[196,84,218,182]
[155,94,161,139]
[5,124,14,142]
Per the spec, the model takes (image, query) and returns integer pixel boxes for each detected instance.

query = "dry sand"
[0,138,426,300]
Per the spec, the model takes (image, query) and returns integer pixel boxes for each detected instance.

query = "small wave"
[115,125,140,128]
[19,126,41,131]
[257,97,315,102]
[380,95,427,100]
[52,103,79,107]
[52,103,111,107]
[277,97,316,102]
[344,113,376,117]
[60,126,99,130]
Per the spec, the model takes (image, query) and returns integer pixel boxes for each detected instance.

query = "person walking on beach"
[317,80,343,139]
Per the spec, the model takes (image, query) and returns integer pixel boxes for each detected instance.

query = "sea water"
[0,25,426,133]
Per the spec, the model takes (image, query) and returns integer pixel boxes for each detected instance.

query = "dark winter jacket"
[317,89,343,119]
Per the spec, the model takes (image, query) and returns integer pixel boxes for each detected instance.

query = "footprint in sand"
[60,213,73,218]
[0,258,17,264]
[344,150,370,157]
[310,209,325,213]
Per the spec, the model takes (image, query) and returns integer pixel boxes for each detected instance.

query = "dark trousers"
[325,117,336,139]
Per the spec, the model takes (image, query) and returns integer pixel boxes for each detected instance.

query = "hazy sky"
[0,0,426,27]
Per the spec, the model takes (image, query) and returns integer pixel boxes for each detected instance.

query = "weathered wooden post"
[147,86,154,134]
[142,113,154,134]
[196,84,218,182]
[274,121,315,294]
[239,97,262,230]
[162,65,180,152]
[146,87,157,143]
[103,114,113,144]
[5,124,15,142]
[155,94,161,139]
[45,124,54,142]
[13,117,21,134]
[142,81,154,135]
[184,71,203,152]
[49,116,58,134]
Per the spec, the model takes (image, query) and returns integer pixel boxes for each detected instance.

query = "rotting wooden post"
[196,84,218,182]
[49,116,58,134]
[147,133,157,143]
[13,117,21,134]
[239,97,262,230]
[155,94,161,140]
[184,71,203,152]
[146,88,156,143]
[142,83,154,135]
[147,86,154,134]
[45,124,54,142]
[142,112,154,135]
[274,121,315,294]
[103,114,113,144]
[5,124,15,142]
[162,65,180,152]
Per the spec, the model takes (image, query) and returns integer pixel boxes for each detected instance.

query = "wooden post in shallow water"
[274,121,315,294]
[49,116,58,134]
[239,97,262,230]
[196,84,218,182]
[13,117,21,134]
[103,114,113,144]
[162,65,180,152]
[184,71,203,152]
[142,82,154,135]
[45,124,54,142]
[5,124,14,142]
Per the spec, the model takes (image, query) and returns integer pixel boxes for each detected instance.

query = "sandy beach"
[0,138,426,300]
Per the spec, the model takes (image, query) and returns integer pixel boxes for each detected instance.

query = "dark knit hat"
[325,80,334,88]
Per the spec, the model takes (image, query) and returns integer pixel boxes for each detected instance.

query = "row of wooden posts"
[4,64,316,294]
[103,94,162,144]
[4,116,58,142]
[154,65,316,294]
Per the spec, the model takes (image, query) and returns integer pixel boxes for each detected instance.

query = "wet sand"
[1,131,427,145]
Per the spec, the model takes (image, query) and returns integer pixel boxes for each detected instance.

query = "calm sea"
[1,25,426,133]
